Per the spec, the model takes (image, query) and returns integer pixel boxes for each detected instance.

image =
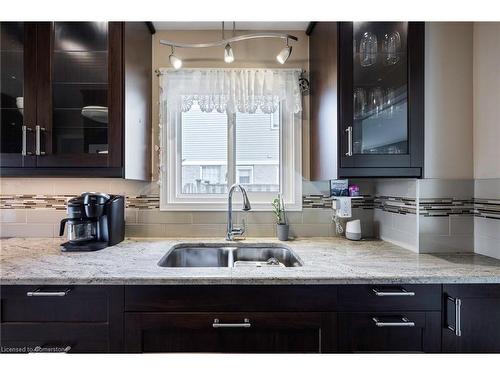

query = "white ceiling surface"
[153,22,309,31]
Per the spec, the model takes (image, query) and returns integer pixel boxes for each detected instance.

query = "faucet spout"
[226,184,252,241]
[241,188,251,211]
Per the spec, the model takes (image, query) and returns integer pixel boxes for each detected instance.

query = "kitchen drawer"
[0,285,109,322]
[0,322,109,353]
[338,311,441,353]
[125,285,338,312]
[124,312,336,353]
[338,284,441,311]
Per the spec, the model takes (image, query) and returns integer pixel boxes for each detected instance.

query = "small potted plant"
[272,194,289,241]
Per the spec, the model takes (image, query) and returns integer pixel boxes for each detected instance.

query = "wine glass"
[369,87,384,115]
[359,31,378,67]
[353,88,367,119]
[382,31,401,65]
[385,88,396,118]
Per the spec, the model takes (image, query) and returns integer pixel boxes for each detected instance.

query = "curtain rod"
[155,68,305,76]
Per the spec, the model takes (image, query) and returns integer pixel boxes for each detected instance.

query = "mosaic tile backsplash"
[0,195,160,210]
[474,198,500,219]
[2,193,498,219]
[0,178,498,259]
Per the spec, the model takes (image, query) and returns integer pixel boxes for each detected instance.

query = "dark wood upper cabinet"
[0,22,37,169]
[309,22,424,179]
[0,22,152,179]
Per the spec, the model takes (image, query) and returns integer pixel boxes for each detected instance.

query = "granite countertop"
[1,237,500,285]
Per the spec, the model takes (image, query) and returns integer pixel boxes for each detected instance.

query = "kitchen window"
[159,69,303,211]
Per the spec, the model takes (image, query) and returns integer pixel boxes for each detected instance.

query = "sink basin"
[158,243,303,268]
[158,246,232,267]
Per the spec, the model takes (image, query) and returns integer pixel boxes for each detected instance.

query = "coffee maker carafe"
[59,192,125,251]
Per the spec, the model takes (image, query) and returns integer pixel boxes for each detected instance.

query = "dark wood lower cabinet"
[0,285,123,353]
[124,312,336,353]
[443,284,500,353]
[1,323,109,353]
[338,312,441,353]
[2,284,500,353]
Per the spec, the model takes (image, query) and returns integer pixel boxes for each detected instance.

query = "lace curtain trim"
[159,69,302,114]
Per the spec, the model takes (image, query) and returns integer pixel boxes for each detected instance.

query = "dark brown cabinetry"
[125,312,333,353]
[0,285,123,353]
[0,22,37,169]
[337,284,441,311]
[2,284,499,353]
[337,285,441,352]
[123,285,338,353]
[309,22,424,179]
[338,312,441,353]
[0,22,152,178]
[443,284,500,353]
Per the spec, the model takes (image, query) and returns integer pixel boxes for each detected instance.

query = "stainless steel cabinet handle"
[372,316,416,327]
[212,318,251,328]
[35,125,46,155]
[345,126,353,157]
[26,288,71,297]
[372,287,415,297]
[22,125,33,156]
[447,296,462,337]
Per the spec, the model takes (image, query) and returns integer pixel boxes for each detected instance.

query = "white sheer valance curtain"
[159,68,302,115]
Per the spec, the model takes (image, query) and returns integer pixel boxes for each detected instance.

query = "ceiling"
[152,22,309,31]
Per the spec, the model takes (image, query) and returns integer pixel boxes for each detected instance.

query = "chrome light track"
[159,32,298,49]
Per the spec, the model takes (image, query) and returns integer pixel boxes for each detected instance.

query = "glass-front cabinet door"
[0,22,36,168]
[35,22,122,172]
[339,22,424,177]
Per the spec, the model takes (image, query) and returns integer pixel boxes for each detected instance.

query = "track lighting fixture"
[276,38,292,64]
[161,23,298,69]
[169,45,182,70]
[224,43,234,63]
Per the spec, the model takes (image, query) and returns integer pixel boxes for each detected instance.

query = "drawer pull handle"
[26,288,71,297]
[345,126,353,157]
[35,125,46,156]
[212,318,251,328]
[447,296,462,337]
[372,287,415,297]
[22,125,34,156]
[372,316,415,327]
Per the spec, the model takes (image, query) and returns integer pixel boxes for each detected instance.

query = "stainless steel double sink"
[158,243,303,268]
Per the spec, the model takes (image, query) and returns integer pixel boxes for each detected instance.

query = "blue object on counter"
[330,179,349,197]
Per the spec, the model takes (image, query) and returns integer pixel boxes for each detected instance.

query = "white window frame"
[161,104,302,211]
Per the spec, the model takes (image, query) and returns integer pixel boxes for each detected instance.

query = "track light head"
[276,39,292,64]
[224,43,234,63]
[169,46,182,70]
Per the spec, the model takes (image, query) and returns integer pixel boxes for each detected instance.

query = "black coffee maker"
[59,192,125,252]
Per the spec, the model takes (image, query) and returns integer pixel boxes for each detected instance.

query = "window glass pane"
[181,103,228,194]
[235,109,280,193]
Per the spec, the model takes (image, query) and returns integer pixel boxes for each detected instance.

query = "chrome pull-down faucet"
[226,184,251,241]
